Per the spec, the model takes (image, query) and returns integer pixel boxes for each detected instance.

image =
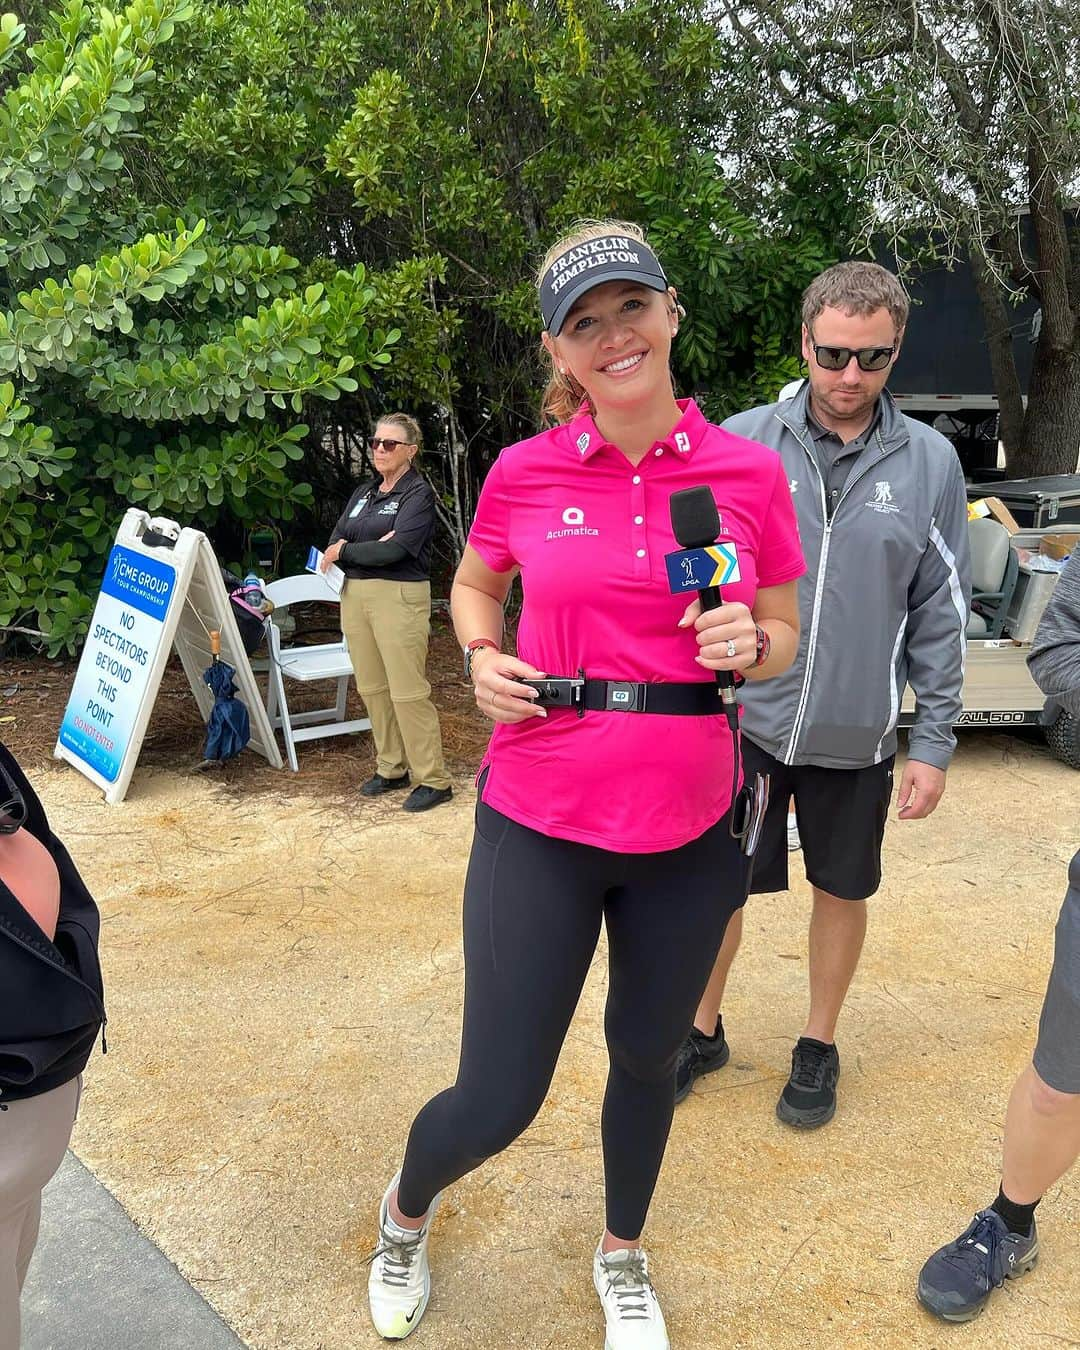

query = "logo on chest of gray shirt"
[866,479,900,514]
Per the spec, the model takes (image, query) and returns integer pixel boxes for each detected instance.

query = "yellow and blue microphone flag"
[664,543,742,594]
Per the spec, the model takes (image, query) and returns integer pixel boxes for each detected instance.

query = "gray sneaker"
[917,1209,1039,1322]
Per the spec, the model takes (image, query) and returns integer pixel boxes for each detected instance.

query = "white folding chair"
[262,573,371,772]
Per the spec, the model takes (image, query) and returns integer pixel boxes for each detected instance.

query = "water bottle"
[243,572,264,611]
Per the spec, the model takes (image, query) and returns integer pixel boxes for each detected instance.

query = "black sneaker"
[674,1017,730,1104]
[917,1209,1039,1322]
[775,1037,839,1128]
[361,772,410,797]
[402,785,453,813]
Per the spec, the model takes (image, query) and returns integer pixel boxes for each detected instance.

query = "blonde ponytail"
[539,357,591,426]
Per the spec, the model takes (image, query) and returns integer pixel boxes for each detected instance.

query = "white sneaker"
[367,1171,440,1340]
[593,1243,670,1350]
[786,812,801,851]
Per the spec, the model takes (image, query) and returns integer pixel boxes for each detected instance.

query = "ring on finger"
[489,688,498,707]
[725,638,738,658]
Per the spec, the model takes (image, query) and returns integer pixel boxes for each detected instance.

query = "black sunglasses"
[0,760,27,834]
[369,437,410,451]
[811,342,896,372]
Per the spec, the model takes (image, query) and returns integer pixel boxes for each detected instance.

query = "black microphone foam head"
[669,486,720,549]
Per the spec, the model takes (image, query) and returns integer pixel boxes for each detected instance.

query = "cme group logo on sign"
[103,546,174,620]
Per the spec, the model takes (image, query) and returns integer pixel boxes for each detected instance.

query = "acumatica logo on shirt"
[546,506,599,541]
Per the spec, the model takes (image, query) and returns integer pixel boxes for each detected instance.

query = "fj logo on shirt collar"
[674,432,690,455]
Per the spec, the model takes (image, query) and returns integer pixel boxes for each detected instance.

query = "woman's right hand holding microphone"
[469,648,549,723]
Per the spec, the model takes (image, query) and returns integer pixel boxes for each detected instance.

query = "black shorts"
[742,737,895,901]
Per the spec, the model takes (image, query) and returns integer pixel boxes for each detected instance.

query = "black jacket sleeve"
[385,479,437,558]
[338,538,410,567]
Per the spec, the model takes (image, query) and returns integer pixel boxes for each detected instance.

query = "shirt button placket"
[631,468,648,578]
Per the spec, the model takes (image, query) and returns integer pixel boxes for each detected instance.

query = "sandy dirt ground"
[11,682,1080,1349]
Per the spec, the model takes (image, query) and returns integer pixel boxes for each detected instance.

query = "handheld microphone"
[668,486,739,714]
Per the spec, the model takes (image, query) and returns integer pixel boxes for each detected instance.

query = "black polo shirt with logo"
[329,468,437,582]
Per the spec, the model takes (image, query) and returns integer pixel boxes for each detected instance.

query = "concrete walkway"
[21,1152,245,1350]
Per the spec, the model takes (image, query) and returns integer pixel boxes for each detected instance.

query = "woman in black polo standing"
[322,413,452,812]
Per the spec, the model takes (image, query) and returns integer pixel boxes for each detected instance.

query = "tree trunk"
[968,244,1026,456]
[1009,334,1080,477]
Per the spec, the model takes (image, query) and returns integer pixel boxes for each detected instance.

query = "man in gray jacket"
[676,261,971,1127]
[918,548,1080,1322]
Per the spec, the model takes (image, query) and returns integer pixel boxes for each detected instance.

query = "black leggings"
[397,795,748,1240]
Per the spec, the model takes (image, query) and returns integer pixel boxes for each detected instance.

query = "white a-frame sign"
[55,508,283,803]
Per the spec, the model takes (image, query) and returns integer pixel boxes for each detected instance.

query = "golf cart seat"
[967,517,1019,638]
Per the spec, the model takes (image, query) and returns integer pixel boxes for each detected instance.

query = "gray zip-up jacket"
[723,383,971,771]
[1029,550,1080,718]
[1028,550,1080,883]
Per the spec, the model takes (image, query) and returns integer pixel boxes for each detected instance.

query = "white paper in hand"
[305,546,345,595]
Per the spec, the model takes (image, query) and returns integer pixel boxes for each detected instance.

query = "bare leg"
[1000,1064,1080,1205]
[803,888,866,1043]
[691,908,743,1035]
[388,1188,428,1229]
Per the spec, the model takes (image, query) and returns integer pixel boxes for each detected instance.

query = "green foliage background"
[1,0,864,654]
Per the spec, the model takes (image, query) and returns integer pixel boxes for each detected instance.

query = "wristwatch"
[753,624,771,668]
[463,637,499,680]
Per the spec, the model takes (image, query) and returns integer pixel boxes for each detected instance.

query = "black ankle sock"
[991,1187,1039,1237]
[696,1016,723,1042]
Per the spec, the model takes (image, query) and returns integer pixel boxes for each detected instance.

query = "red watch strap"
[464,637,499,680]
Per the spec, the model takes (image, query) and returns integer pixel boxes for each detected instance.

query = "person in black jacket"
[322,413,452,813]
[0,742,106,1350]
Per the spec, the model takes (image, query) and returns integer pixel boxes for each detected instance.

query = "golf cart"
[899,521,1079,768]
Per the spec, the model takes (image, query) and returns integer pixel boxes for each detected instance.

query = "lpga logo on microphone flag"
[664,542,741,593]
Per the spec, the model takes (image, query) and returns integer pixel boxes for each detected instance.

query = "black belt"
[520,675,736,716]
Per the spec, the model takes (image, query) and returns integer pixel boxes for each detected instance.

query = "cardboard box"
[1040,533,1074,560]
[968,496,1022,533]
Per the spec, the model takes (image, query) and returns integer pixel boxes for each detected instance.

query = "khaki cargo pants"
[340,579,450,790]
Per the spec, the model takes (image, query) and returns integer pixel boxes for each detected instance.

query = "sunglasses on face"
[811,342,896,372]
[369,437,410,452]
[0,760,27,834]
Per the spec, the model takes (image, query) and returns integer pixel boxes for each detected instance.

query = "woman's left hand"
[679,598,759,672]
[321,540,345,571]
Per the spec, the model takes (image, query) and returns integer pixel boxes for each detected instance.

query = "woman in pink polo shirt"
[367,221,804,1347]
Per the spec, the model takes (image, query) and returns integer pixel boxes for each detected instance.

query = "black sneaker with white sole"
[775,1037,839,1128]
[674,1017,730,1104]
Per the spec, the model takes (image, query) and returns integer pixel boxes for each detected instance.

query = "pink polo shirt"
[469,399,805,852]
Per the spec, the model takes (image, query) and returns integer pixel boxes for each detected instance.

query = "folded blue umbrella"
[202,656,251,761]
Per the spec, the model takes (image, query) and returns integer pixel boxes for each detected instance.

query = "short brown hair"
[376,412,422,450]
[801,261,909,335]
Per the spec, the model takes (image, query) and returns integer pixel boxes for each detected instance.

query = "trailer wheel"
[1046,707,1080,769]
